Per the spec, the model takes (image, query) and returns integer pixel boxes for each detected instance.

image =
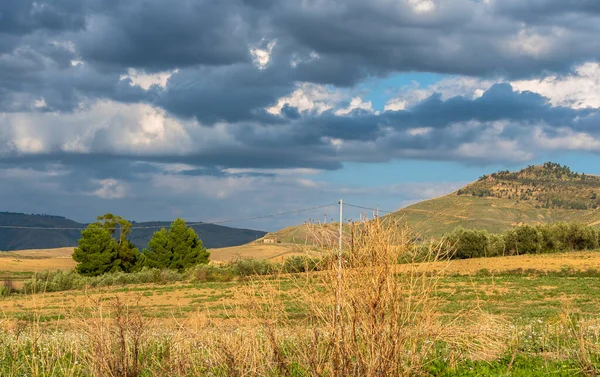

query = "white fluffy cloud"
[120,68,179,90]
[334,97,375,116]
[250,40,277,69]
[0,101,196,156]
[266,83,345,115]
[512,62,600,109]
[92,179,128,199]
[385,62,600,111]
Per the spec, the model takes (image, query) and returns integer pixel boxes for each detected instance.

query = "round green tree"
[143,218,210,271]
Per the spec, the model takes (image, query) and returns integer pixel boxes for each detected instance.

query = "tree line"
[72,214,210,276]
[445,222,600,259]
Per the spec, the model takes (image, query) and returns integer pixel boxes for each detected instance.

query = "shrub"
[538,223,567,252]
[227,258,277,277]
[0,279,16,297]
[188,264,235,282]
[282,255,322,273]
[22,268,185,293]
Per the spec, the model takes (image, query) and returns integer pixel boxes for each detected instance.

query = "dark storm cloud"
[384,84,590,129]
[3,84,594,176]
[0,0,85,35]
[493,0,600,19]
[1,0,600,117]
[77,0,264,71]
[1,0,600,173]
[271,0,600,80]
[154,64,293,123]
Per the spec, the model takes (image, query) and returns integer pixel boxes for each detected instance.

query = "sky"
[1,0,600,231]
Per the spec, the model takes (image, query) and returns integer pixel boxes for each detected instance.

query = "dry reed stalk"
[278,216,510,377]
[75,295,150,377]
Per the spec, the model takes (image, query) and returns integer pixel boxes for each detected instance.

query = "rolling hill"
[0,212,266,251]
[258,162,600,243]
[391,162,600,237]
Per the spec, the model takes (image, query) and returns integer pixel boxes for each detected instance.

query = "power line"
[343,202,396,214]
[0,203,338,231]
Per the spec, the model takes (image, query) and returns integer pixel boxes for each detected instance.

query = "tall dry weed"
[78,296,149,377]
[243,217,511,377]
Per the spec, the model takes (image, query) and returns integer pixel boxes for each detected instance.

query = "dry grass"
[396,250,600,275]
[209,243,317,263]
[0,218,509,376]
[0,248,76,273]
[4,219,600,375]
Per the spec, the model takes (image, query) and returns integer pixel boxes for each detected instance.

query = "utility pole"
[333,199,344,376]
[336,199,343,332]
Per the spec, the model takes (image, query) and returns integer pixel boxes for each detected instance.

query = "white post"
[336,199,343,325]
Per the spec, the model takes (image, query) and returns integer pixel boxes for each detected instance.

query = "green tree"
[504,225,542,255]
[142,228,172,269]
[566,222,599,250]
[72,223,119,276]
[448,227,490,259]
[72,214,140,276]
[143,218,210,271]
[95,214,140,273]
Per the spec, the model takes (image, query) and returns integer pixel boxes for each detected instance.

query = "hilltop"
[257,162,600,243]
[390,162,600,237]
[457,162,600,210]
[0,212,266,251]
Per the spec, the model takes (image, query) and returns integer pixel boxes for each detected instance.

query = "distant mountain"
[258,162,600,243]
[0,212,266,251]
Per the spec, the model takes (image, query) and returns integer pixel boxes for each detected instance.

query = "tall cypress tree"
[142,228,172,269]
[72,223,119,276]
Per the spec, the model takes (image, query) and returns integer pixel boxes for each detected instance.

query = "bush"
[0,279,16,297]
[515,225,542,254]
[538,223,567,252]
[22,268,185,293]
[282,255,322,273]
[227,258,277,277]
[188,264,235,283]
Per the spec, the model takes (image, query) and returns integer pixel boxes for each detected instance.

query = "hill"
[391,162,600,237]
[258,162,600,243]
[0,212,266,251]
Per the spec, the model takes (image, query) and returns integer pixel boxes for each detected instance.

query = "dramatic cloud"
[1,0,600,226]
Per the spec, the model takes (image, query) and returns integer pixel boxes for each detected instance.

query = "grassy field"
[4,223,600,375]
[3,251,600,325]
[2,252,600,375]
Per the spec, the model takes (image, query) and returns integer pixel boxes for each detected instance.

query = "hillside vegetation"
[458,162,600,210]
[390,162,600,238]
